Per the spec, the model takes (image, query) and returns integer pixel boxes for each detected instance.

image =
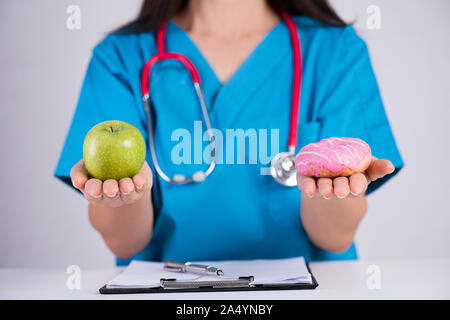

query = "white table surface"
[1,259,449,299]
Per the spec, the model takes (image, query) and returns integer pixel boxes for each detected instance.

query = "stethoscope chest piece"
[270,152,298,187]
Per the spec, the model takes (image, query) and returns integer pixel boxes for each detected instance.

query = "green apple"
[83,120,146,181]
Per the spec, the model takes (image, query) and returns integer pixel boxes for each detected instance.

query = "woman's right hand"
[70,159,153,208]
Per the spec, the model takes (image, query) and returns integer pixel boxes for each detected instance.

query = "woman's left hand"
[297,157,395,199]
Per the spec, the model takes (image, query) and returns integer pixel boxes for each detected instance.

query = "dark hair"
[118,0,346,33]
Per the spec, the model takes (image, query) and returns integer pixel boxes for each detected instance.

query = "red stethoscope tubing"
[141,12,302,151]
[280,12,302,150]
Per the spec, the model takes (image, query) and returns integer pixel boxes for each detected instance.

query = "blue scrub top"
[55,16,404,265]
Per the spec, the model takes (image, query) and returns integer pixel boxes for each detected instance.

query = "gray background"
[0,0,449,268]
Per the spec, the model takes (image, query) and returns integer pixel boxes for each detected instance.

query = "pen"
[164,261,224,276]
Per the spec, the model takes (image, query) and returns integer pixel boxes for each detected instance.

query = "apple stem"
[109,125,114,133]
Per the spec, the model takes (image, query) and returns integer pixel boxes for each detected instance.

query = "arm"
[298,157,394,253]
[70,160,154,259]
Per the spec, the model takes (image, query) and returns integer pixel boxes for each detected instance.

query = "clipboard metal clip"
[160,276,255,290]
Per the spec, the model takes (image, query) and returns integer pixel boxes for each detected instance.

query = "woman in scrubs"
[56,0,403,264]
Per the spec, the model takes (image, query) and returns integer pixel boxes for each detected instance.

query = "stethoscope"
[141,12,302,187]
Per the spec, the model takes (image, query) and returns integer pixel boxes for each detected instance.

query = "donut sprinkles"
[294,137,372,178]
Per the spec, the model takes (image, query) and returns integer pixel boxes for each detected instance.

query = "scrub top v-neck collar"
[164,21,292,124]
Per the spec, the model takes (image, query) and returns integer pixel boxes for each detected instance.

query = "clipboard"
[99,263,318,294]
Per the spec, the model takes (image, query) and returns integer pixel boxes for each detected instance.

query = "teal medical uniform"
[55,16,404,265]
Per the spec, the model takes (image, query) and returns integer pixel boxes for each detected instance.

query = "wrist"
[88,188,152,236]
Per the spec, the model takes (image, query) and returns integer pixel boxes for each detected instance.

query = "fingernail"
[122,188,133,195]
[336,194,346,199]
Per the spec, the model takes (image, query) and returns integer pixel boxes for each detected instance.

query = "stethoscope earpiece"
[172,174,187,184]
[192,171,206,183]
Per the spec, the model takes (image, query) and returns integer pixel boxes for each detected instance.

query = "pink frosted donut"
[295,137,372,178]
